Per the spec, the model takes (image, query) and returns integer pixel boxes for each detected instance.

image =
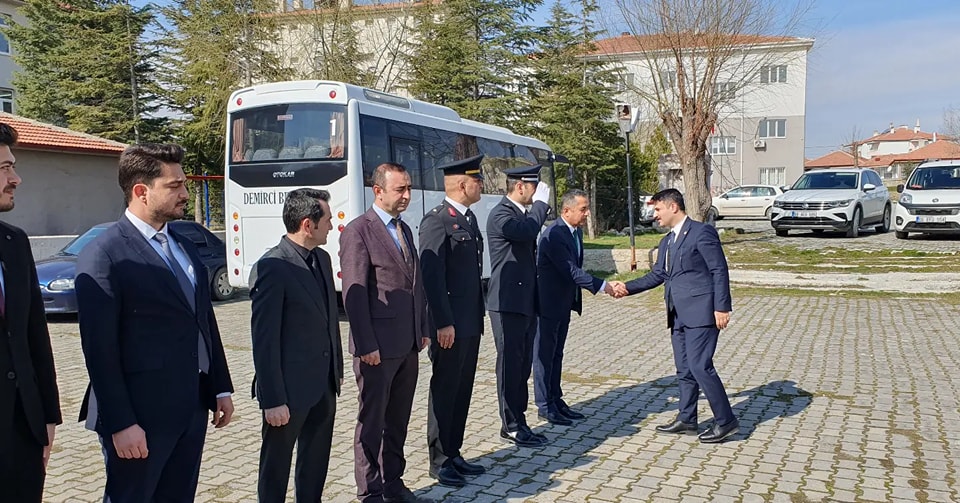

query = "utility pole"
[617,103,638,270]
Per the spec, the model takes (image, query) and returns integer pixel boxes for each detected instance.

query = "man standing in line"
[419,155,487,487]
[76,144,235,502]
[0,122,61,502]
[485,165,552,447]
[340,162,432,503]
[250,188,343,502]
[534,190,624,426]
[621,188,739,443]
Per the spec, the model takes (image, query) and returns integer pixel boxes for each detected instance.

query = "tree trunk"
[194,189,203,224]
[678,145,713,223]
[584,171,598,239]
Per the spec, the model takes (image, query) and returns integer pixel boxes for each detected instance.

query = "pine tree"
[5,0,167,143]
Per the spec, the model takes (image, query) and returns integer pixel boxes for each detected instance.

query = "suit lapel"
[0,225,27,331]
[279,239,327,315]
[366,209,413,280]
[118,217,193,312]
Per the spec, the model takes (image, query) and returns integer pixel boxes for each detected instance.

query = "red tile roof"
[804,150,859,169]
[890,140,960,162]
[861,127,936,143]
[590,33,811,56]
[0,113,127,155]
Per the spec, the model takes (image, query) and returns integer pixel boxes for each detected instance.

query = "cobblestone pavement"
[719,218,960,253]
[43,290,960,503]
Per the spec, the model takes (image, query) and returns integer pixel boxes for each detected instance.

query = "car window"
[908,167,960,189]
[725,187,745,197]
[62,225,110,256]
[870,171,883,187]
[171,223,207,248]
[792,172,859,190]
[758,187,775,197]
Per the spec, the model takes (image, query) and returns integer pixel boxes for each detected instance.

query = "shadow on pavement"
[416,375,678,501]
[729,379,813,440]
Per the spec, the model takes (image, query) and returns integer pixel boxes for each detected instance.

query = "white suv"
[770,168,892,238]
[893,160,960,239]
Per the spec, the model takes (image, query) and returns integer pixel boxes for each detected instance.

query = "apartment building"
[0,0,26,113]
[589,33,814,190]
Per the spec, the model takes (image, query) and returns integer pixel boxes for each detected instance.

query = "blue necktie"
[665,232,675,273]
[154,232,210,373]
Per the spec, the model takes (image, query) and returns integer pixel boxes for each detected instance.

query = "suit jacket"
[537,219,604,320]
[339,207,429,359]
[485,197,550,316]
[624,218,732,328]
[0,221,62,447]
[76,216,233,436]
[419,201,484,339]
[249,237,344,412]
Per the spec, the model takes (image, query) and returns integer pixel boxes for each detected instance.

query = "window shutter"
[779,65,787,83]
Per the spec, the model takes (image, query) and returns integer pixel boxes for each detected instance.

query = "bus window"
[230,103,346,163]
[421,128,458,191]
[478,138,515,195]
[360,115,389,185]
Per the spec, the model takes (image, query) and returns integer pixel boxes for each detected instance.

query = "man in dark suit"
[419,155,487,487]
[0,122,62,502]
[622,188,738,443]
[250,188,344,502]
[340,162,431,503]
[76,144,235,502]
[534,190,623,426]
[485,164,552,447]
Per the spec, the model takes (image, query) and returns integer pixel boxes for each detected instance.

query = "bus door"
[391,138,425,246]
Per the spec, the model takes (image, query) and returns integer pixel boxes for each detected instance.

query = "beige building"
[1,113,127,235]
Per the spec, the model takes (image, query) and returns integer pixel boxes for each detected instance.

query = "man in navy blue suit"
[534,190,621,426]
[622,188,739,443]
[76,144,235,502]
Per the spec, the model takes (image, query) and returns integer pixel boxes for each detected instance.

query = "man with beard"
[76,144,235,502]
[0,122,62,502]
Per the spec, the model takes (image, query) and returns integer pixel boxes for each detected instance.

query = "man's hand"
[420,337,431,351]
[715,311,731,330]
[437,325,455,349]
[43,424,56,468]
[605,281,628,298]
[532,181,551,205]
[112,424,148,459]
[264,405,290,428]
[360,350,381,366]
[212,396,234,428]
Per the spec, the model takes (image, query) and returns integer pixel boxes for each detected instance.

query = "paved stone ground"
[41,286,960,502]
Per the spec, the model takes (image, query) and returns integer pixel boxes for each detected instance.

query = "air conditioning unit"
[753,139,767,149]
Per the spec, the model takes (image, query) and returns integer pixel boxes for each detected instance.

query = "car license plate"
[916,216,947,223]
[789,210,817,218]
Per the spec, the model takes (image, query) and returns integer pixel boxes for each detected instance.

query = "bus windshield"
[229,103,347,163]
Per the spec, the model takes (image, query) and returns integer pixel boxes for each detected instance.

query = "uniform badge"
[453,224,460,230]
[448,207,457,217]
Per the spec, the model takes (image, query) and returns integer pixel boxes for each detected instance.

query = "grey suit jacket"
[339,207,429,359]
[249,237,344,411]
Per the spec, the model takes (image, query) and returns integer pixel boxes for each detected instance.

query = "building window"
[658,69,676,89]
[0,16,10,55]
[615,72,634,92]
[759,65,787,84]
[714,82,735,100]
[759,167,786,186]
[759,119,786,138]
[0,89,12,113]
[710,136,736,155]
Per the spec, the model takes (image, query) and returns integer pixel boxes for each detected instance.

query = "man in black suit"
[0,122,62,502]
[76,144,235,502]
[250,188,344,502]
[485,164,552,447]
[534,190,623,426]
[419,155,487,487]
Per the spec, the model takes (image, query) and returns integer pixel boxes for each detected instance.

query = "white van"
[893,160,960,239]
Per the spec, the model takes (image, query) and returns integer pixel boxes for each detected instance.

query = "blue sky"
[138,0,960,159]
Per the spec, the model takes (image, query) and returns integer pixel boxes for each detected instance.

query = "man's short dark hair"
[561,189,588,209]
[372,163,407,189]
[506,179,536,194]
[651,188,685,212]
[118,144,185,204]
[0,122,18,147]
[282,188,330,233]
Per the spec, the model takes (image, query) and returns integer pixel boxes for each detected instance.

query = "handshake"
[603,281,629,298]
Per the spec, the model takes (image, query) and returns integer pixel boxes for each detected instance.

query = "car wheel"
[211,267,235,301]
[764,207,772,219]
[775,229,788,237]
[707,207,719,222]
[895,230,908,239]
[875,204,891,233]
[845,207,862,238]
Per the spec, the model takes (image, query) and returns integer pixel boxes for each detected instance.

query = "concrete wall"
[5,149,125,235]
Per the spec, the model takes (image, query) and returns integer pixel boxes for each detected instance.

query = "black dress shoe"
[538,410,573,426]
[429,465,466,487]
[521,425,549,442]
[383,486,435,503]
[655,418,699,434]
[500,428,546,447]
[451,456,486,475]
[698,420,739,444]
[557,401,586,420]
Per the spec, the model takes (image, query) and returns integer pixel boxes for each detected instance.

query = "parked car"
[893,160,960,239]
[36,220,235,314]
[708,185,785,220]
[770,168,892,238]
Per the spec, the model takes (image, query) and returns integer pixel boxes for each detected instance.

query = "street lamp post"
[616,103,638,271]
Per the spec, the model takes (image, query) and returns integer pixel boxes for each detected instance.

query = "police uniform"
[419,155,487,486]
[484,165,552,447]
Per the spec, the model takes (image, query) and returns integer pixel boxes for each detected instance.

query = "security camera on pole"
[616,103,639,271]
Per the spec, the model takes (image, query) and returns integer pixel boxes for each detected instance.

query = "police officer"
[485,164,552,447]
[419,155,487,487]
